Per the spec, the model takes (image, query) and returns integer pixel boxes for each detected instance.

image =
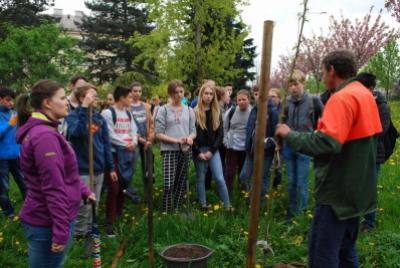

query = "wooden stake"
[145,146,154,267]
[246,20,274,268]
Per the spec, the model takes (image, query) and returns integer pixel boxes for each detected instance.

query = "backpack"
[108,107,144,137]
[382,119,399,161]
[308,95,323,130]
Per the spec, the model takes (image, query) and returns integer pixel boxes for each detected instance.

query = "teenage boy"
[282,70,323,221]
[60,75,89,135]
[101,86,138,237]
[66,84,117,238]
[0,87,26,218]
[276,50,382,267]
[240,85,279,198]
[130,82,155,193]
[223,89,251,196]
[67,75,89,111]
[356,72,391,232]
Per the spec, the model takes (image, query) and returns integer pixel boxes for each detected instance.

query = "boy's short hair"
[236,89,250,99]
[322,49,357,79]
[356,72,376,90]
[0,87,16,99]
[70,75,88,86]
[288,69,306,84]
[113,86,131,101]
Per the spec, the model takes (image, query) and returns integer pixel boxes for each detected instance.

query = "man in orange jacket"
[276,50,382,268]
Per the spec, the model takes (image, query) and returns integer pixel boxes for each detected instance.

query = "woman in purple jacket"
[15,80,95,268]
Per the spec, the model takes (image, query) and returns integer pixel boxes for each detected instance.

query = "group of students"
[0,49,393,267]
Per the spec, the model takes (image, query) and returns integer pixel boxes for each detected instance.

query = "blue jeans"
[194,148,230,207]
[22,220,75,268]
[0,159,26,216]
[309,205,359,268]
[283,143,311,219]
[240,154,273,197]
[363,164,381,227]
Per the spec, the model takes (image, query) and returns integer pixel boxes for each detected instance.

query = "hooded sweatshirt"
[16,112,91,245]
[0,106,19,159]
[66,106,114,175]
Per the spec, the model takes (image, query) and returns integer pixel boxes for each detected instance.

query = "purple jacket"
[16,112,91,245]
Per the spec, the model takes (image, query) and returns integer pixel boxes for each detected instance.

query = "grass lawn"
[1,103,400,267]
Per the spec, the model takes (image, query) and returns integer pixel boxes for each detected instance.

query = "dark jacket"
[16,112,91,245]
[373,91,391,164]
[66,106,114,175]
[193,109,223,156]
[283,92,323,132]
[245,99,279,157]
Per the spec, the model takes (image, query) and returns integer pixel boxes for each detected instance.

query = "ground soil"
[163,244,211,260]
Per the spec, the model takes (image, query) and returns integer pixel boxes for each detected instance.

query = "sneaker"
[106,225,115,238]
[123,190,141,204]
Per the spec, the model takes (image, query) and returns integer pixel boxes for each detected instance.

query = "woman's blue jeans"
[283,143,311,219]
[22,220,75,268]
[194,148,230,207]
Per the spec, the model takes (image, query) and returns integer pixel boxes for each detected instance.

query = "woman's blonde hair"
[194,84,220,131]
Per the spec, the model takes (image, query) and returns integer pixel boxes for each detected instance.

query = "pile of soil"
[163,244,211,260]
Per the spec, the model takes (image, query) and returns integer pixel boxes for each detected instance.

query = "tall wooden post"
[246,20,274,268]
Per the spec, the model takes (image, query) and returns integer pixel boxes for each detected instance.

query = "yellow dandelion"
[379,208,384,212]
[13,215,19,221]
[15,241,20,245]
[213,204,221,210]
[255,264,262,268]
[293,235,304,246]
[307,213,313,219]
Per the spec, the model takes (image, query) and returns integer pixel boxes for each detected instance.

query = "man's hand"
[275,124,291,138]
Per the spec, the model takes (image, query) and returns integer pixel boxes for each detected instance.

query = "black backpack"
[382,119,399,161]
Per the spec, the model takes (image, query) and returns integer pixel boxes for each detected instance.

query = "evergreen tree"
[0,0,55,37]
[133,0,254,91]
[79,0,154,83]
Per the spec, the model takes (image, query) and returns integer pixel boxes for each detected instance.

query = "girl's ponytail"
[16,94,31,127]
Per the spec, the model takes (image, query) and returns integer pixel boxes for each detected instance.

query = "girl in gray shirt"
[155,80,196,212]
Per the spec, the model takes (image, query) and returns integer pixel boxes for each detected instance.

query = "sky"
[48,0,398,70]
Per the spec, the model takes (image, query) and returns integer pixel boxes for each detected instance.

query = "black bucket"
[160,243,213,268]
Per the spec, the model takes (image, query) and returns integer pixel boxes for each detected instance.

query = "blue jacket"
[245,98,279,157]
[0,106,19,160]
[66,106,114,175]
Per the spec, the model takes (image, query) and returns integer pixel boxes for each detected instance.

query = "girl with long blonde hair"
[193,84,230,208]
